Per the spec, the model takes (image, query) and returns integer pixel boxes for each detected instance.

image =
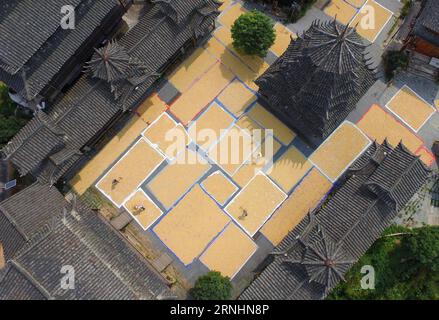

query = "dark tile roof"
[240,141,430,300]
[417,0,439,34]
[256,20,375,144]
[412,0,439,47]
[2,1,220,182]
[85,40,132,83]
[0,211,26,262]
[0,185,172,300]
[0,263,48,300]
[0,0,83,74]
[2,111,65,176]
[0,0,123,100]
[0,182,66,260]
[154,0,205,23]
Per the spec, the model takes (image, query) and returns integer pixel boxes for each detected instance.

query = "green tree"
[404,227,439,272]
[191,271,232,300]
[0,83,16,116]
[383,50,409,81]
[0,83,28,146]
[328,226,439,300]
[231,10,276,57]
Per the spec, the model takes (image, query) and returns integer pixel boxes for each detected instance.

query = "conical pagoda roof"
[256,19,376,143]
[86,41,130,82]
[286,227,355,293]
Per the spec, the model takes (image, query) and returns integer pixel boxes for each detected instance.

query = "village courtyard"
[70,0,438,293]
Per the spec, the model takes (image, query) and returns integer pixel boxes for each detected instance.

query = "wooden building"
[408,0,439,59]
[256,20,375,147]
[0,0,128,109]
[0,182,172,300]
[0,0,220,300]
[1,0,220,184]
[240,141,431,300]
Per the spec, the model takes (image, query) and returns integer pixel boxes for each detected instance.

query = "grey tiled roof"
[2,1,220,182]
[154,0,203,23]
[0,184,172,300]
[418,0,439,34]
[0,182,66,260]
[412,0,439,47]
[0,0,122,100]
[0,212,26,262]
[0,0,83,73]
[240,141,430,300]
[2,111,65,176]
[0,263,48,300]
[256,20,375,144]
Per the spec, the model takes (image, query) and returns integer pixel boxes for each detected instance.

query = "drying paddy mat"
[233,135,282,187]
[188,102,235,150]
[248,103,296,145]
[96,139,165,207]
[268,146,313,193]
[72,94,166,195]
[143,112,190,159]
[236,114,263,133]
[324,0,358,25]
[309,122,371,182]
[202,171,238,206]
[136,93,169,124]
[148,149,211,209]
[386,85,435,132]
[219,3,247,28]
[271,23,296,57]
[208,125,259,176]
[219,0,233,12]
[225,173,287,236]
[214,27,270,76]
[357,104,424,154]
[170,62,234,125]
[351,0,393,43]
[168,47,218,93]
[416,147,436,167]
[204,37,259,91]
[347,0,366,7]
[324,0,392,43]
[200,223,257,279]
[153,185,230,265]
[217,79,257,117]
[124,190,164,230]
[261,168,333,245]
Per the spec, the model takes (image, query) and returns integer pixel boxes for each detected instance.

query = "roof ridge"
[52,214,143,299]
[8,261,52,299]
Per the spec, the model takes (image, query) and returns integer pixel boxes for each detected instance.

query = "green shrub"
[403,227,439,272]
[288,0,317,22]
[383,50,409,81]
[327,226,439,300]
[400,0,411,19]
[231,10,276,58]
[0,83,28,146]
[191,271,232,300]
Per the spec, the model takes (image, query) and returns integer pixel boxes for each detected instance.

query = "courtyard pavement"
[70,0,438,287]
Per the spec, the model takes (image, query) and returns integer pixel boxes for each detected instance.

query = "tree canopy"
[231,10,276,57]
[191,271,233,300]
[328,225,439,300]
[404,227,439,272]
[0,83,28,147]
